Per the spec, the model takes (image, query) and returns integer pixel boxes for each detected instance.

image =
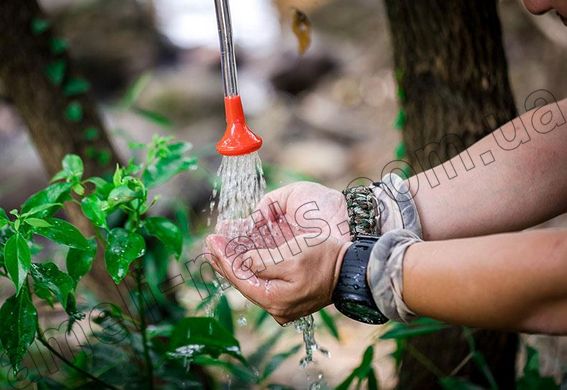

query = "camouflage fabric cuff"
[367,229,421,323]
[371,173,422,238]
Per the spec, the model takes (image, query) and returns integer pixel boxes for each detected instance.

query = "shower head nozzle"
[216,96,263,156]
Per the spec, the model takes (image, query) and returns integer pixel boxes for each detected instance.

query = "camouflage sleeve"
[366,229,421,323]
[372,173,422,238]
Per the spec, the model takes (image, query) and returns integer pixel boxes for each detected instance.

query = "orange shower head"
[216,96,263,156]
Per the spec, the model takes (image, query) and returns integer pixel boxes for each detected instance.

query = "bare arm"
[402,229,567,334]
[409,98,567,240]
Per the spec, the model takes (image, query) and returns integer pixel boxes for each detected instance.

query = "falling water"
[212,152,327,381]
[213,152,266,237]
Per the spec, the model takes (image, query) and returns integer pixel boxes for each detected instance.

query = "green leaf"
[31,18,50,35]
[214,294,234,335]
[81,195,108,229]
[45,60,66,86]
[62,154,84,181]
[336,370,357,390]
[33,218,91,251]
[393,109,406,131]
[471,352,497,390]
[66,239,96,282]
[169,317,242,361]
[72,183,85,196]
[64,78,91,97]
[396,86,406,102]
[21,182,72,218]
[84,177,113,198]
[104,228,145,284]
[65,101,83,122]
[395,141,406,159]
[49,37,68,55]
[440,377,484,390]
[96,149,111,166]
[192,355,257,383]
[24,218,52,228]
[121,72,152,108]
[107,185,139,208]
[261,344,301,381]
[0,288,38,369]
[31,262,74,308]
[83,126,99,141]
[319,308,340,340]
[0,208,10,228]
[133,107,172,128]
[4,234,31,294]
[249,331,283,368]
[337,346,375,390]
[380,318,448,340]
[254,309,270,329]
[142,142,197,188]
[356,346,375,379]
[145,216,182,258]
[367,368,379,390]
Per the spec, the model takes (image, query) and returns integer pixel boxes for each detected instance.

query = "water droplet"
[238,315,248,327]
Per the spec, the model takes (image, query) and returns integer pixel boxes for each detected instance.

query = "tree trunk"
[0,0,132,309]
[383,0,519,388]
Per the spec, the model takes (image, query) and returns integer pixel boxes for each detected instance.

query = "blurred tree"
[0,0,129,308]
[384,0,518,388]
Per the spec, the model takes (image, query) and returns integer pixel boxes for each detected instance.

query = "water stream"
[212,153,327,384]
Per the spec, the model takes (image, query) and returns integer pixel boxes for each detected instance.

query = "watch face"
[339,301,388,325]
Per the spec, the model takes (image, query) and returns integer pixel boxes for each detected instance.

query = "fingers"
[253,184,297,222]
[206,234,295,281]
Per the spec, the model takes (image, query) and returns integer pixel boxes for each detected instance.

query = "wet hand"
[206,231,351,325]
[253,181,350,245]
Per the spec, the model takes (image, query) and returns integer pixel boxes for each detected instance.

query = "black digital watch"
[332,235,389,325]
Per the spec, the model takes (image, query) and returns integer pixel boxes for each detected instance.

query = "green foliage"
[31,18,50,35]
[64,78,91,97]
[337,345,379,390]
[516,346,558,389]
[141,136,197,188]
[440,377,484,390]
[45,60,66,86]
[169,317,242,361]
[393,109,406,130]
[144,216,182,259]
[49,38,68,55]
[0,135,196,377]
[319,308,340,340]
[380,317,448,340]
[0,288,37,369]
[105,228,145,284]
[4,234,31,294]
[31,262,74,308]
[64,101,83,122]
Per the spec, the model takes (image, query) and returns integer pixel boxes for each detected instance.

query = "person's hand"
[206,230,351,324]
[253,181,350,245]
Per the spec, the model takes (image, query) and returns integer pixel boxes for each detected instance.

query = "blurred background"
[1,0,566,387]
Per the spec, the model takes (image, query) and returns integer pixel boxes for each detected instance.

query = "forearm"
[408,98,567,240]
[402,229,567,333]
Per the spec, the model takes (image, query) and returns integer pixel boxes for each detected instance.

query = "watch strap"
[332,236,389,324]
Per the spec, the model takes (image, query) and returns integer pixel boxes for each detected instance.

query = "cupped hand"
[206,230,351,325]
[252,181,350,246]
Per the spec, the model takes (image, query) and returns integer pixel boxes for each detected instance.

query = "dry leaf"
[291,8,312,55]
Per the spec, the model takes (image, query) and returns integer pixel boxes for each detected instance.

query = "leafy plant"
[0,137,197,386]
[336,345,379,390]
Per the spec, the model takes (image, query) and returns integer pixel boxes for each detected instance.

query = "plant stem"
[406,343,445,379]
[36,332,119,390]
[136,264,155,389]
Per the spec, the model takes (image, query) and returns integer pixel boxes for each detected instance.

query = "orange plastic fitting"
[216,96,263,156]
